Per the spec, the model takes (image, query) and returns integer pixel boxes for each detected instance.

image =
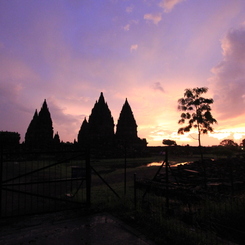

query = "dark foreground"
[0,210,155,245]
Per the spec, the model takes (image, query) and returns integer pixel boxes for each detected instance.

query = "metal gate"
[0,150,91,218]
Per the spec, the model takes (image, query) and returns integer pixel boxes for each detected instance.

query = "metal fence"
[135,180,245,244]
[0,150,91,218]
[134,171,245,245]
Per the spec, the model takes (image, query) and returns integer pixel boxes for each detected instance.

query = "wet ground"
[0,210,155,245]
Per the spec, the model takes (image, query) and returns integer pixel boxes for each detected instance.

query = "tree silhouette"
[213,139,239,157]
[162,139,176,146]
[177,87,217,149]
[242,138,245,150]
[178,87,217,188]
[220,139,238,148]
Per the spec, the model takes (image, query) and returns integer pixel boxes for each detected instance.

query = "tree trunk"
[197,123,207,189]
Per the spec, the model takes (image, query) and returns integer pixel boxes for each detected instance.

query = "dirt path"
[0,211,155,245]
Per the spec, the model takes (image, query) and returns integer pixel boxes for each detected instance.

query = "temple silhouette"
[25,100,60,149]
[115,98,146,148]
[25,93,147,155]
[78,92,114,148]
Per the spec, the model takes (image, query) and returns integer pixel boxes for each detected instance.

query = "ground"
[0,210,155,245]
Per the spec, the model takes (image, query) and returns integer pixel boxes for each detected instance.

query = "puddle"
[146,162,164,167]
[146,161,190,167]
[171,162,190,167]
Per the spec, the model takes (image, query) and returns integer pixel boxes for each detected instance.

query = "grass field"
[2,151,244,244]
[86,153,245,245]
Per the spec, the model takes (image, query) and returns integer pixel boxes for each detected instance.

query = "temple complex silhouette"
[25,93,147,154]
[25,100,59,149]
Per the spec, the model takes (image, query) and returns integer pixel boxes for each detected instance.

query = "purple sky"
[1,0,245,146]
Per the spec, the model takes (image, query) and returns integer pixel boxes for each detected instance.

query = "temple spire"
[98,92,105,104]
[25,99,54,149]
[116,98,138,140]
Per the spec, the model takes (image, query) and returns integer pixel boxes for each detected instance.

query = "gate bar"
[2,153,84,184]
[0,147,3,217]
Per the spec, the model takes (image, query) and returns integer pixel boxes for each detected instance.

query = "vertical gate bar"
[124,143,127,195]
[66,159,68,200]
[49,159,51,211]
[24,158,26,214]
[37,159,39,213]
[0,146,3,218]
[54,160,57,210]
[11,156,14,216]
[85,147,91,208]
[18,159,20,215]
[30,161,35,213]
[165,147,169,212]
[42,159,44,212]
[134,173,137,210]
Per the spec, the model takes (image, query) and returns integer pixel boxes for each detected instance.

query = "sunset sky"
[1,0,245,146]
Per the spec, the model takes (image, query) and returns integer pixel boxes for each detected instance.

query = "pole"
[165,147,169,212]
[85,147,91,208]
[124,141,127,195]
[134,173,137,209]
[0,145,3,218]
[229,158,234,196]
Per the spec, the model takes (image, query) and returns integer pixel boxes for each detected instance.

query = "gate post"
[85,147,91,208]
[124,142,127,195]
[165,147,169,212]
[0,146,3,218]
[134,173,137,209]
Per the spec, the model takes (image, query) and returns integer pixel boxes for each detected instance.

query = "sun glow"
[210,131,231,140]
[147,126,245,147]
[210,128,245,142]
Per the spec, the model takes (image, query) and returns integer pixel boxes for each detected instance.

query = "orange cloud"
[210,27,245,120]
[130,44,138,52]
[144,13,162,25]
[159,0,186,13]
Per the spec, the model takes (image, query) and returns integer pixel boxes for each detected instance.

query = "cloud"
[209,27,245,120]
[0,82,22,100]
[159,0,186,13]
[43,98,85,142]
[153,82,165,93]
[123,20,138,31]
[144,13,162,25]
[126,5,133,13]
[130,44,138,52]
[0,80,33,141]
[123,24,130,31]
[0,55,39,86]
[221,28,245,62]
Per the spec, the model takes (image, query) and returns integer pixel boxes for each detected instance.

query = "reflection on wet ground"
[146,161,190,167]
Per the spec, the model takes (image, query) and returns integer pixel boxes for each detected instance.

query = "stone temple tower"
[77,117,89,146]
[115,99,138,141]
[25,100,54,149]
[78,92,114,148]
[77,93,147,154]
[115,98,147,151]
[88,92,114,144]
